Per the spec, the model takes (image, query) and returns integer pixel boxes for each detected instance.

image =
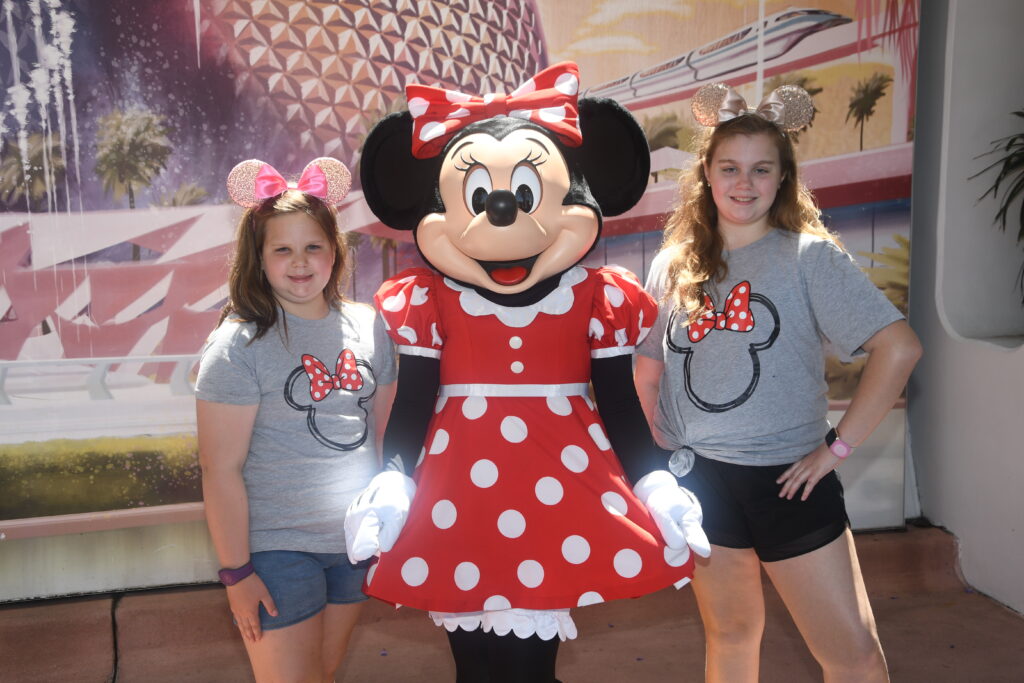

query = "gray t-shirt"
[638,229,903,468]
[195,304,397,553]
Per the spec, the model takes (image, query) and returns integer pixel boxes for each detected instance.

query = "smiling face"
[415,127,599,294]
[704,132,783,237]
[261,211,336,319]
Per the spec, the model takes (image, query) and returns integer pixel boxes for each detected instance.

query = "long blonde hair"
[660,114,838,323]
[217,190,350,341]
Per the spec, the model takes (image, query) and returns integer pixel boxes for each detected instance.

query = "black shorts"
[678,455,849,562]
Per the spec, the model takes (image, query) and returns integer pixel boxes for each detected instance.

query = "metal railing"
[0,355,201,404]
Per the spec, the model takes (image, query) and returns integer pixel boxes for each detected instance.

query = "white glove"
[344,471,416,563]
[634,470,711,558]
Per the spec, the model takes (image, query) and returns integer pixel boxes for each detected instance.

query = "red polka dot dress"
[368,266,695,622]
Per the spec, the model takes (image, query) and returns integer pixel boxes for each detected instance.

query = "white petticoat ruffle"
[429,608,578,641]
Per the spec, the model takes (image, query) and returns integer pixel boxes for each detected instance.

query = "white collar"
[443,267,588,328]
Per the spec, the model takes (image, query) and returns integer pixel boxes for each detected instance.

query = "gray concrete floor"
[2,525,1022,682]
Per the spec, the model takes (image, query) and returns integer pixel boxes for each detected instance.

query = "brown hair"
[217,190,349,341]
[660,113,839,323]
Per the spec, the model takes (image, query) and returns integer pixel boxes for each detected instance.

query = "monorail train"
[584,8,850,104]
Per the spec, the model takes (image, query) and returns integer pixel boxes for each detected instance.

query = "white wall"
[908,0,1024,613]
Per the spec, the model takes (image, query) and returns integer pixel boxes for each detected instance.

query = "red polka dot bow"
[301,350,363,401]
[687,281,755,343]
[406,61,583,159]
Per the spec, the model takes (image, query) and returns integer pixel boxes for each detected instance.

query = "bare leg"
[691,544,766,683]
[320,602,365,682]
[762,529,889,683]
[243,610,324,683]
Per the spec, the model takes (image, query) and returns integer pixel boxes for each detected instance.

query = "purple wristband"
[218,560,255,586]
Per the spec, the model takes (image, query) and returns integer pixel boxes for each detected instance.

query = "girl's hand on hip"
[226,573,277,642]
[776,443,841,501]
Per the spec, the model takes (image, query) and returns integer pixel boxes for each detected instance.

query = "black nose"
[485,190,518,227]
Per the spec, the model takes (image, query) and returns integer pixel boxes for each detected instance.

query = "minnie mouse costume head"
[359,62,649,296]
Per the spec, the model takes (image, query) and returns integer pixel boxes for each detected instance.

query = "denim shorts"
[250,550,369,630]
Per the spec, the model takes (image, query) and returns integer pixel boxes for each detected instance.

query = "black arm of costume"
[381,354,440,475]
[591,355,672,485]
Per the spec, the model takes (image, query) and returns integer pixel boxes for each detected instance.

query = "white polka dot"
[613,549,643,578]
[561,535,591,564]
[555,72,579,95]
[561,445,589,473]
[745,324,753,331]
[589,317,604,339]
[535,477,564,505]
[431,322,442,346]
[733,299,742,308]
[398,326,417,344]
[614,328,628,346]
[601,491,628,516]
[446,89,472,103]
[577,591,603,607]
[738,285,747,293]
[454,562,480,591]
[429,429,449,454]
[434,396,447,413]
[432,499,457,529]
[546,396,571,416]
[509,336,523,349]
[449,107,470,118]
[304,358,312,366]
[462,396,487,420]
[470,459,499,488]
[538,105,566,123]
[517,560,545,588]
[411,285,429,306]
[483,93,497,104]
[401,557,429,586]
[510,77,537,96]
[691,331,700,341]
[510,361,524,374]
[739,311,747,320]
[730,323,739,331]
[408,96,430,117]
[497,509,526,538]
[501,416,528,443]
[416,447,426,468]
[588,423,611,450]
[419,120,447,142]
[313,391,322,399]
[382,291,406,312]
[604,284,625,307]
[664,545,691,567]
[484,595,511,611]
[366,561,378,586]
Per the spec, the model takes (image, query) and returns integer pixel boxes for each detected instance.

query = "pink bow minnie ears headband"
[226,157,352,208]
[406,61,583,159]
[691,82,814,132]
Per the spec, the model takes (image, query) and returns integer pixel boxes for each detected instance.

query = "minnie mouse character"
[345,63,708,681]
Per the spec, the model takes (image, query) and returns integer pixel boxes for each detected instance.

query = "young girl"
[195,158,396,682]
[635,84,922,683]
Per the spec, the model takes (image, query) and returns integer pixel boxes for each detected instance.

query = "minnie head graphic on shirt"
[284,348,377,451]
[666,280,780,413]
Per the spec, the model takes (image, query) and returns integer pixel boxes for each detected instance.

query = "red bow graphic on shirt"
[685,281,756,343]
[406,61,583,159]
[301,350,363,402]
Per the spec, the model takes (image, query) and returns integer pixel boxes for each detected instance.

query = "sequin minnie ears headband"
[691,82,814,132]
[226,157,352,208]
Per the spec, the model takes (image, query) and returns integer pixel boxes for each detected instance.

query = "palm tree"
[94,108,172,260]
[846,73,892,151]
[370,235,398,282]
[766,74,822,144]
[0,133,66,210]
[157,182,208,206]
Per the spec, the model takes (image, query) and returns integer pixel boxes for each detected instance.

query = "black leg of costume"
[446,628,560,683]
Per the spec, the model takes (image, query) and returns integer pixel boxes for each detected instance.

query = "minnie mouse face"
[418,126,599,294]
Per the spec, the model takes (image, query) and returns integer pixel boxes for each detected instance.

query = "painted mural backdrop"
[0,0,918,524]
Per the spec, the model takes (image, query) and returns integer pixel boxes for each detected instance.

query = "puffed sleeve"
[589,266,658,359]
[373,268,445,359]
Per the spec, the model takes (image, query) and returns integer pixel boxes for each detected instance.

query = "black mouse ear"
[567,98,650,217]
[359,112,441,231]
